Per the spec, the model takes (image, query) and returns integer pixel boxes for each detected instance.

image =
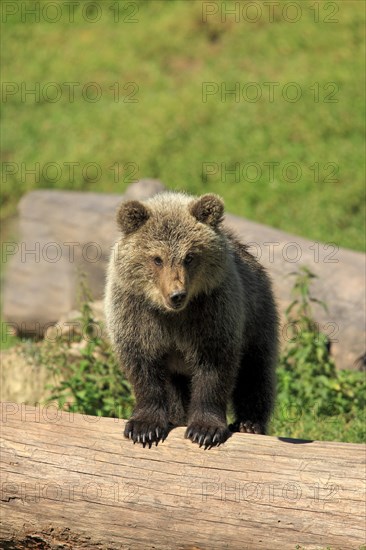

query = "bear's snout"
[168,290,187,310]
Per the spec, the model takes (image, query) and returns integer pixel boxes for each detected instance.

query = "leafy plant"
[270,267,365,442]
[44,274,134,418]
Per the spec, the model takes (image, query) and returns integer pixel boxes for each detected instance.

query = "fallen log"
[0,403,365,550]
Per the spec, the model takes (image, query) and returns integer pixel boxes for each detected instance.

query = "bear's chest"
[165,350,193,376]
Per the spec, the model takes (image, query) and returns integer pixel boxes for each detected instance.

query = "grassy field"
[1,0,365,250]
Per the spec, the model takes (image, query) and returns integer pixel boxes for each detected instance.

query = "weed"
[269,267,365,442]
[43,274,134,418]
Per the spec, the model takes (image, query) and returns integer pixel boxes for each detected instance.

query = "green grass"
[1,0,365,250]
[269,409,365,443]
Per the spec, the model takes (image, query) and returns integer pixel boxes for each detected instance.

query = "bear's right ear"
[116,200,150,234]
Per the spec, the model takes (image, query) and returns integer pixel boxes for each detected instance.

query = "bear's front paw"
[124,418,171,448]
[185,421,230,449]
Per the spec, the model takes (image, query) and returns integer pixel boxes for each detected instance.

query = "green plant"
[44,275,134,418]
[269,267,365,442]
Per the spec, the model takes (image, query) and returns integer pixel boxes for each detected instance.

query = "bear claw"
[124,419,171,448]
[185,422,230,449]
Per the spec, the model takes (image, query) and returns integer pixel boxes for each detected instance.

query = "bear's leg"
[230,345,276,435]
[185,355,236,448]
[123,360,173,447]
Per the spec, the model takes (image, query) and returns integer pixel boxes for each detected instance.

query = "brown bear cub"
[105,192,278,449]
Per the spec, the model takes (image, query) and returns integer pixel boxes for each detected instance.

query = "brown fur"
[105,192,278,448]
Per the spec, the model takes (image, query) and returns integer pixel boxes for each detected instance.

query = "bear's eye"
[184,253,194,265]
[153,256,163,266]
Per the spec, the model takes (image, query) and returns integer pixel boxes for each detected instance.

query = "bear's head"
[114,193,227,312]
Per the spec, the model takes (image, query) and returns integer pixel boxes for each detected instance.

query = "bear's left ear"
[116,200,150,234]
[190,194,224,228]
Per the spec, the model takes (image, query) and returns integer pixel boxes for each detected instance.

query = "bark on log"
[0,403,365,550]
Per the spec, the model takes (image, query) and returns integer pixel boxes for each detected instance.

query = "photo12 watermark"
[201,480,342,503]
[1,1,140,24]
[1,480,140,504]
[2,161,139,185]
[1,239,340,266]
[201,2,340,24]
[202,82,339,103]
[2,81,139,103]
[1,401,128,423]
[202,161,339,184]
[0,315,341,346]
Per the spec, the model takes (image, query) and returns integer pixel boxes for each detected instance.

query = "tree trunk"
[1,403,365,549]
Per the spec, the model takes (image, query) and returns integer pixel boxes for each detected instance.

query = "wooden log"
[1,403,365,550]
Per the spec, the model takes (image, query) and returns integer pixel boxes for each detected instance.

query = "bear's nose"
[169,290,187,308]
